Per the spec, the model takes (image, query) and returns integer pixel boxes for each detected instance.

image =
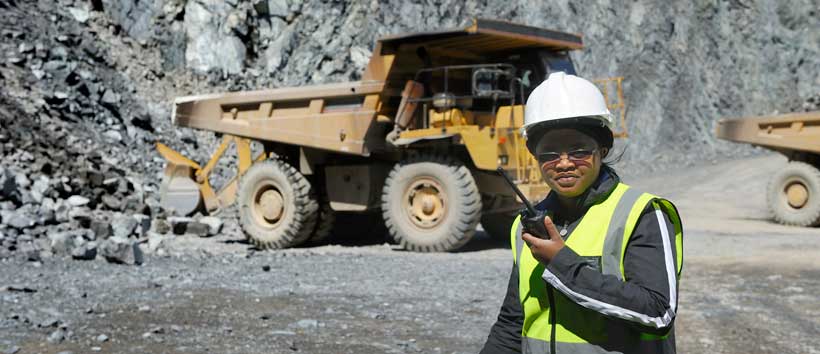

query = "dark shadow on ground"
[454,230,510,253]
[232,212,512,252]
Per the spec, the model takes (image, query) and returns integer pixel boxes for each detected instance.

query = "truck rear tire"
[381,155,482,252]
[306,201,335,245]
[237,160,319,249]
[767,161,820,227]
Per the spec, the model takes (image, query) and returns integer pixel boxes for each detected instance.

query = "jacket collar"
[534,165,620,214]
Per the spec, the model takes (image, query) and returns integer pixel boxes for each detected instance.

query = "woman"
[480,72,683,354]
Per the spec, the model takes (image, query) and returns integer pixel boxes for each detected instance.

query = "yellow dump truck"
[716,111,820,227]
[157,19,626,251]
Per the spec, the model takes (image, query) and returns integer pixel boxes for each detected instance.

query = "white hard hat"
[522,72,613,138]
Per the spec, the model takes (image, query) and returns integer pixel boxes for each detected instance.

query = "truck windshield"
[542,52,576,75]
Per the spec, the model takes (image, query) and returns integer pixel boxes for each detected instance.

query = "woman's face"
[534,129,605,198]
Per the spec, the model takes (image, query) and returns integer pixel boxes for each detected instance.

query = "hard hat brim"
[524,116,614,154]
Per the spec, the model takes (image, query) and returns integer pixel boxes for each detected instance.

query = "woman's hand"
[521,216,565,264]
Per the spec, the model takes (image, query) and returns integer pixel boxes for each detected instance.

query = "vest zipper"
[547,285,557,354]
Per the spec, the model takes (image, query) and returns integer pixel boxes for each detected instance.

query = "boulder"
[199,216,223,236]
[71,240,97,261]
[167,216,193,235]
[111,214,138,238]
[90,220,112,240]
[146,232,165,254]
[185,221,209,237]
[152,218,171,234]
[4,209,36,230]
[48,231,79,255]
[99,236,143,265]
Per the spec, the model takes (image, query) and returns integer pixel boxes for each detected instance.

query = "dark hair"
[525,117,614,154]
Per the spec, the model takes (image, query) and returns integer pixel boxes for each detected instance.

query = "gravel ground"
[1,154,819,354]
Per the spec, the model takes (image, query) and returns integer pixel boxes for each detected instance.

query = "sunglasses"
[537,148,597,165]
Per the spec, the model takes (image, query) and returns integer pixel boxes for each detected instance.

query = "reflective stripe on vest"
[509,183,683,354]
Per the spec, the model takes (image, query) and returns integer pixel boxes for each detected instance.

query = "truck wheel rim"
[255,186,285,226]
[785,181,809,209]
[404,177,446,229]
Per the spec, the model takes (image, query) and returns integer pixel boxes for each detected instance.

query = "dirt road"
[1,154,818,354]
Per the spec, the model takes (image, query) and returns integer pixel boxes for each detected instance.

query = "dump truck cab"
[160,19,626,251]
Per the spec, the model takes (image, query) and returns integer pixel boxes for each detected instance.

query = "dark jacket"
[479,167,680,354]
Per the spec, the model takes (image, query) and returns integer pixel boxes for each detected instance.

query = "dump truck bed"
[173,81,385,156]
[170,18,586,157]
[715,111,820,154]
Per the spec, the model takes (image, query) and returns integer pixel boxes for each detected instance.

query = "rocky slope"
[0,0,817,258]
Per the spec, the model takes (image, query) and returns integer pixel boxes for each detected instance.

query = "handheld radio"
[496,167,550,239]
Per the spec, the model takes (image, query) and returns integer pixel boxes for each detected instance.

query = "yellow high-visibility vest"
[511,183,683,354]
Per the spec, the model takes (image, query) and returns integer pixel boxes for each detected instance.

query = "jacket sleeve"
[479,264,523,354]
[541,202,680,331]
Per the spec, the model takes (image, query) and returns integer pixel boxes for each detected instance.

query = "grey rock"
[24,248,41,262]
[1,172,17,200]
[3,212,36,230]
[66,195,90,207]
[68,207,93,226]
[39,318,60,328]
[294,319,319,329]
[100,90,120,106]
[146,232,165,254]
[99,236,143,265]
[14,173,30,189]
[184,0,246,74]
[349,46,371,70]
[133,214,151,237]
[49,231,79,255]
[68,6,90,23]
[71,240,97,260]
[101,194,123,210]
[4,209,36,230]
[90,220,112,240]
[267,0,289,17]
[4,345,20,354]
[199,216,223,236]
[17,42,34,54]
[264,27,294,72]
[152,218,171,234]
[185,221,209,237]
[40,197,57,212]
[103,130,122,142]
[49,46,68,60]
[111,214,138,238]
[47,328,65,343]
[101,0,164,40]
[167,216,193,235]
[95,334,109,342]
[30,177,49,204]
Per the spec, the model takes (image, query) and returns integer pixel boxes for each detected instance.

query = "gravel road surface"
[1,154,818,354]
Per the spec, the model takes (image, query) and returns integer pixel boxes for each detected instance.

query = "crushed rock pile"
[0,0,233,263]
